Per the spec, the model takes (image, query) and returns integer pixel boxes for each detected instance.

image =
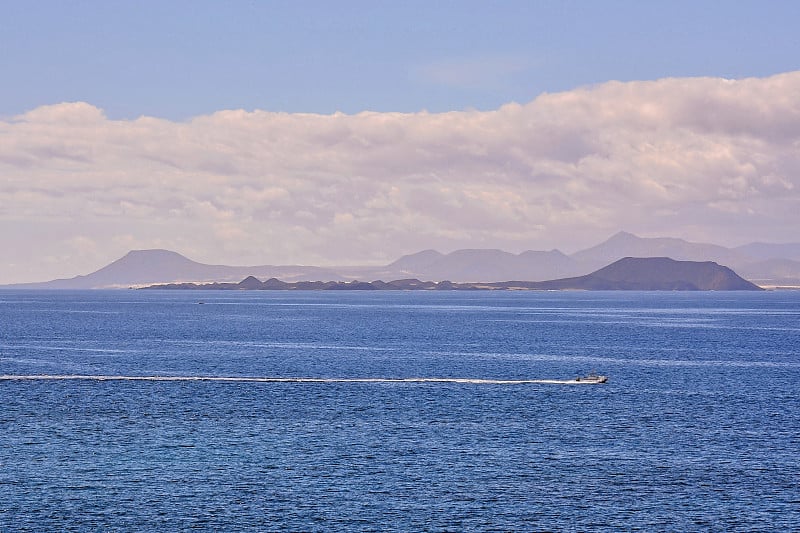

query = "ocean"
[1,290,798,531]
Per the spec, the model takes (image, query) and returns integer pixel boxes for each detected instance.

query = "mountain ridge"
[142,257,763,292]
[4,232,800,289]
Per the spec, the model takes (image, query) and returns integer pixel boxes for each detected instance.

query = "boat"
[573,372,608,384]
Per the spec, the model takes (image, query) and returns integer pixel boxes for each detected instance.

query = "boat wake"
[0,374,607,385]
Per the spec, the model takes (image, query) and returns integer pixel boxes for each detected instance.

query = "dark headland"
[142,257,763,291]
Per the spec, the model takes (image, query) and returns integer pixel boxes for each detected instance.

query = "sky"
[1,1,800,283]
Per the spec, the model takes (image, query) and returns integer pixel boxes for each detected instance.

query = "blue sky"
[2,1,800,283]
[3,1,798,119]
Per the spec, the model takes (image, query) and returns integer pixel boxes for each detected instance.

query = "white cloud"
[1,71,799,282]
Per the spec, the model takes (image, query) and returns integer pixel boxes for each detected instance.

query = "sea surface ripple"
[1,290,798,531]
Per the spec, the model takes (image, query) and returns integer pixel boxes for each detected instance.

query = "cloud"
[414,55,535,90]
[1,71,799,282]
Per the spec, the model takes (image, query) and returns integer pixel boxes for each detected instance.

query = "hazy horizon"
[7,230,800,287]
[2,2,799,284]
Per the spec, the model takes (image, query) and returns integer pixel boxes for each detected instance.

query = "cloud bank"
[2,72,799,283]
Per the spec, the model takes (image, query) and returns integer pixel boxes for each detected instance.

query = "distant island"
[5,231,799,289]
[141,257,763,291]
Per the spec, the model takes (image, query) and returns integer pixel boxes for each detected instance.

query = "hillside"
[570,231,746,270]
[381,248,582,282]
[528,257,762,291]
[143,257,762,292]
[5,249,345,289]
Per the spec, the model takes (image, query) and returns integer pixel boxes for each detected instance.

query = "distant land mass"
[143,258,762,292]
[526,257,762,291]
[3,231,799,289]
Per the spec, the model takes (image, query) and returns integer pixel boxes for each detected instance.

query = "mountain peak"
[570,231,745,271]
[117,249,196,263]
[387,249,444,270]
[237,275,264,289]
[104,249,201,270]
[609,230,639,240]
[124,248,187,256]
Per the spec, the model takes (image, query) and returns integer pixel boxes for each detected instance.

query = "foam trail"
[0,375,603,385]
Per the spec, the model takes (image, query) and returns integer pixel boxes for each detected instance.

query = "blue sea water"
[0,290,798,531]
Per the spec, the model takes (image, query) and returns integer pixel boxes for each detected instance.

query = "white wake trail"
[0,375,604,385]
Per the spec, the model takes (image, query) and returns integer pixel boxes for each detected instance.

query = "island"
[141,257,763,291]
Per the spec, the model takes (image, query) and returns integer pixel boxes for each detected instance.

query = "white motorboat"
[573,372,608,384]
